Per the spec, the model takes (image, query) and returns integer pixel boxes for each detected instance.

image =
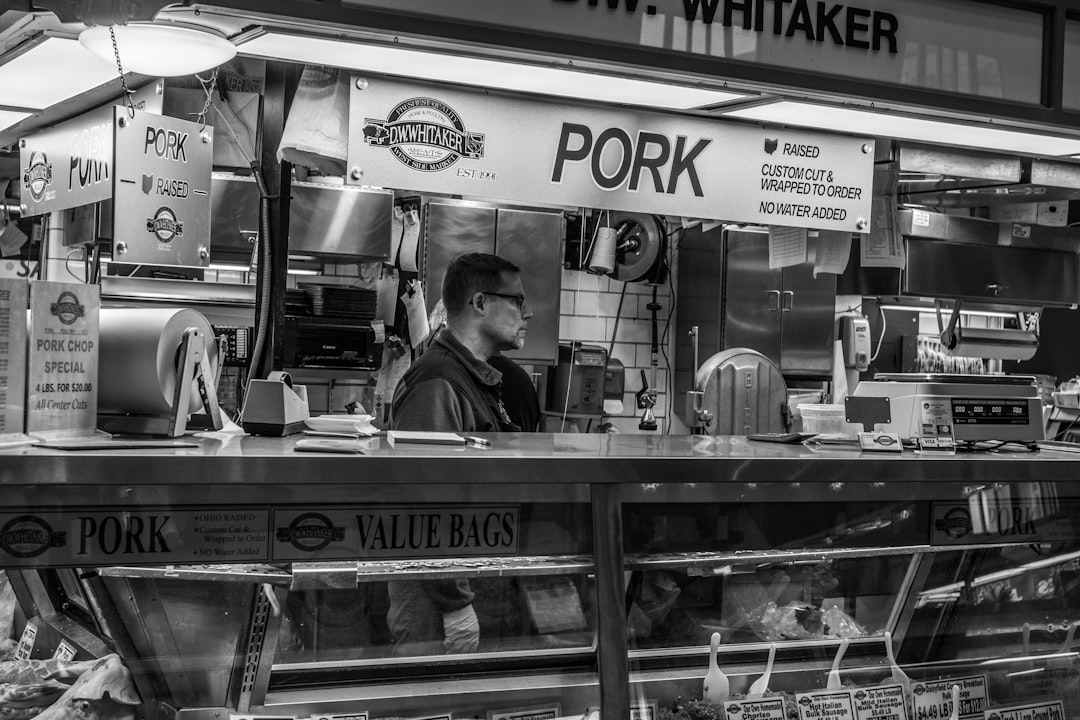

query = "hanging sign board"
[347,78,873,231]
[19,83,163,217]
[112,108,213,267]
[341,0,1043,105]
[0,278,28,436]
[26,281,99,434]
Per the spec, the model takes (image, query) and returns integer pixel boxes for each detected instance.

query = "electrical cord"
[64,247,85,282]
[869,302,887,362]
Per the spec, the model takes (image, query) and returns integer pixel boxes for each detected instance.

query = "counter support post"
[591,483,630,720]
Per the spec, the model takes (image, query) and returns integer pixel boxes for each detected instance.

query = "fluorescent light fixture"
[0,36,118,110]
[879,304,1017,319]
[287,267,321,276]
[726,101,1080,157]
[207,262,250,271]
[238,32,746,110]
[0,110,32,132]
[80,23,236,77]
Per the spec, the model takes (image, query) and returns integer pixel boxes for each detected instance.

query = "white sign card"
[14,621,36,660]
[52,639,77,661]
[725,696,788,720]
[348,78,874,232]
[985,701,1065,720]
[912,676,989,720]
[796,691,857,720]
[852,684,910,720]
[26,281,99,434]
[0,278,27,436]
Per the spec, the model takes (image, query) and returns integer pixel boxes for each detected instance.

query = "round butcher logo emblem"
[146,206,184,243]
[276,512,346,552]
[50,291,85,325]
[22,151,53,202]
[935,506,972,539]
[0,515,67,558]
[362,96,485,172]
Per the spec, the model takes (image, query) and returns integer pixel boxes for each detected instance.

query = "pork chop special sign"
[347,78,873,232]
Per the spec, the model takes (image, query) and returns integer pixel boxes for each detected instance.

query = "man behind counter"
[390,252,533,432]
[387,252,534,655]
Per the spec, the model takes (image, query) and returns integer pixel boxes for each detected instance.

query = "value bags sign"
[347,78,873,231]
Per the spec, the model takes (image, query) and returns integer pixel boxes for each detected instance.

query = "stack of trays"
[299,283,378,320]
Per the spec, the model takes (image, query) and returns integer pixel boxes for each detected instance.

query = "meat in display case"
[2,441,1080,720]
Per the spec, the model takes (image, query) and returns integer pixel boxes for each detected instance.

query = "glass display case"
[2,437,1079,720]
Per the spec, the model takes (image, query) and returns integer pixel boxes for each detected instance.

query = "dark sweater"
[390,330,518,432]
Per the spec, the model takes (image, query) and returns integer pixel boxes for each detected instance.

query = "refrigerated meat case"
[3,436,1080,720]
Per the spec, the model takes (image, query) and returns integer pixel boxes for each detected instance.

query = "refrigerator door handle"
[782,290,794,312]
[767,290,781,311]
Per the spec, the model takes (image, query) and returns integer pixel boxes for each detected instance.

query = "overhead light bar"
[80,23,237,78]
[237,31,747,110]
[879,304,1018,319]
[0,35,118,110]
[0,110,32,133]
[725,101,1080,157]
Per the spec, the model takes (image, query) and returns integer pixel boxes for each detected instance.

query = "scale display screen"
[951,398,1030,425]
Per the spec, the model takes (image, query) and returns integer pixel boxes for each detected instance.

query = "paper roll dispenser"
[97,308,224,436]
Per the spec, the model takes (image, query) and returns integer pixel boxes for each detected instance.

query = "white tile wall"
[555,266,676,433]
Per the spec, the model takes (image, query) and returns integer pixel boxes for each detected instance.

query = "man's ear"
[470,291,485,312]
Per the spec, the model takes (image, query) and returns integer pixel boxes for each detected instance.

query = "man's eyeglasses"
[484,292,528,312]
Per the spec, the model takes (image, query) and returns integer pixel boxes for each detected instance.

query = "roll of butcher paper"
[98,308,219,415]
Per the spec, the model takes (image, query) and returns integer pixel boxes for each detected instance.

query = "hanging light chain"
[108,26,136,117]
[192,68,220,130]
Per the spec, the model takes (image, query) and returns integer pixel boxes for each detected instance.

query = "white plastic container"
[798,404,857,436]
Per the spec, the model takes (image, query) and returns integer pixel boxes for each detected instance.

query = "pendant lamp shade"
[79,23,236,77]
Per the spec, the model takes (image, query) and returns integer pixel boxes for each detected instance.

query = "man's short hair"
[442,253,521,316]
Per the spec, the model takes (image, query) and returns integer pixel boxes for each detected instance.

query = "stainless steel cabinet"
[722,228,836,379]
[421,199,562,364]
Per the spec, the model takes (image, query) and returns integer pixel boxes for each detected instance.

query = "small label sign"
[14,622,36,659]
[985,701,1065,720]
[796,691,856,720]
[52,639,77,661]
[725,697,788,720]
[852,684,910,720]
[912,676,989,720]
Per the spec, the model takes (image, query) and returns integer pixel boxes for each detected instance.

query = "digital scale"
[852,374,1044,443]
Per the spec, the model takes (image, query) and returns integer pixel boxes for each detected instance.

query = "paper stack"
[304,414,379,437]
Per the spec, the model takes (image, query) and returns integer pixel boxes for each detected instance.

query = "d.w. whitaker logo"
[22,151,53,203]
[50,291,85,325]
[146,206,183,244]
[935,506,972,539]
[276,513,346,553]
[0,516,67,559]
[363,97,485,172]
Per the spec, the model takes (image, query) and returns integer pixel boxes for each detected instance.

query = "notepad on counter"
[386,430,466,447]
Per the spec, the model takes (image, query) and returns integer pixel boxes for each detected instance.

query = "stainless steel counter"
[0,433,1075,507]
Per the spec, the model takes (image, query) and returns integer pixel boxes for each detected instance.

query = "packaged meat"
[0,660,98,687]
[34,655,140,720]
